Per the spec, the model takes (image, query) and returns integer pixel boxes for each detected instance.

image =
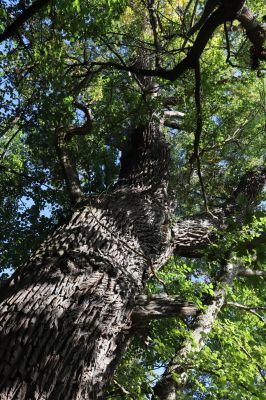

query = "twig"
[198,368,260,398]
[99,37,145,94]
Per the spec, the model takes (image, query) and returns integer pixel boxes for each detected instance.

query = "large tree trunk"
[0,123,172,400]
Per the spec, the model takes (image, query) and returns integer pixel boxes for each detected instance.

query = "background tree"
[0,0,265,399]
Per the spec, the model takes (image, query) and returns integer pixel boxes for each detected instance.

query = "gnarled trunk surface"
[0,123,172,400]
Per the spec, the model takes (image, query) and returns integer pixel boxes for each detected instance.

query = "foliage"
[0,0,265,398]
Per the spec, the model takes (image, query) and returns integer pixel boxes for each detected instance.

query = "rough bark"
[0,112,265,399]
[132,294,199,321]
[0,194,161,399]
[0,122,173,400]
[237,268,266,278]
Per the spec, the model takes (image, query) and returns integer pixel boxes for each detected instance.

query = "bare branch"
[0,164,53,190]
[0,127,21,160]
[224,22,232,64]
[147,0,161,68]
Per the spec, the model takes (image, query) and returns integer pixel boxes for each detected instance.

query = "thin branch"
[99,37,146,93]
[224,22,232,63]
[56,128,84,206]
[193,60,202,161]
[187,0,220,37]
[200,111,259,156]
[0,0,51,43]
[0,164,53,190]
[152,260,240,400]
[0,127,21,160]
[226,301,265,323]
[198,368,261,398]
[112,379,136,399]
[56,102,93,205]
[190,60,211,214]
[181,0,199,50]
[147,0,161,68]
[82,2,248,82]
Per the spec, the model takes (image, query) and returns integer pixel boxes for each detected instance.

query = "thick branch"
[163,110,184,130]
[163,121,181,130]
[237,6,266,66]
[0,0,51,43]
[187,0,221,37]
[56,129,84,205]
[237,268,266,278]
[132,294,198,321]
[172,166,266,257]
[65,102,93,141]
[152,260,240,400]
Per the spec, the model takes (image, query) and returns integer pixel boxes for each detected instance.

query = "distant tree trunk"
[0,122,172,400]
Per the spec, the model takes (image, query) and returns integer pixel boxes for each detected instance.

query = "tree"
[0,0,265,399]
